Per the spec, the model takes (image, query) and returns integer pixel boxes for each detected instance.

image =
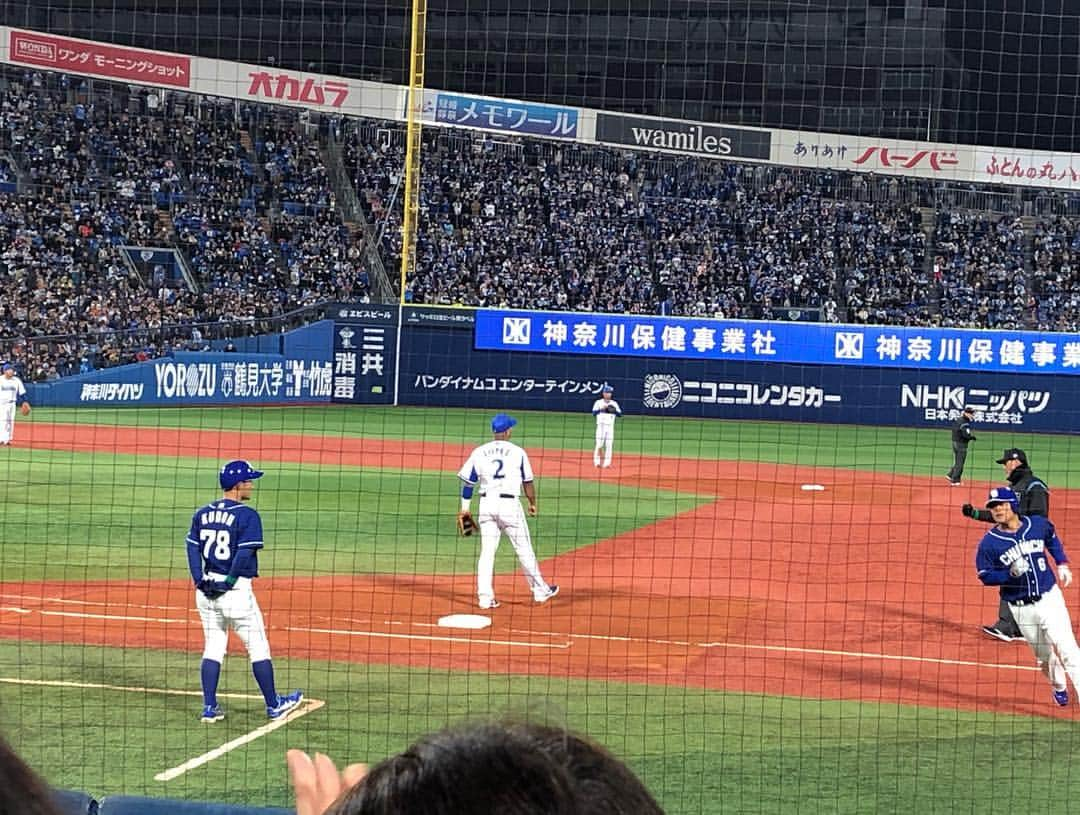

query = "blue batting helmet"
[985,487,1019,511]
[220,460,264,491]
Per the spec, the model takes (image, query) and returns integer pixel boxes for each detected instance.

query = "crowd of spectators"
[1031,214,1080,331]
[0,68,373,376]
[934,211,1030,329]
[8,65,1080,381]
[343,126,929,322]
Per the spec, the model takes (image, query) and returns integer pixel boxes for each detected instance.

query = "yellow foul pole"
[399,0,427,302]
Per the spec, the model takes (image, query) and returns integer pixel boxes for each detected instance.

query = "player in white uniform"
[591,383,622,468]
[458,413,559,610]
[0,364,30,445]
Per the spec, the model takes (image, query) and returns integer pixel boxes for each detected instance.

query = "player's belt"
[1010,594,1044,606]
[480,493,518,499]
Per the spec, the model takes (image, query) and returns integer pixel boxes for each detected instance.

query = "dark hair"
[0,734,62,815]
[327,722,663,815]
[528,724,664,814]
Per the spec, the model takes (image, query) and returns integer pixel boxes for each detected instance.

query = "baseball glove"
[604,404,618,414]
[457,510,477,537]
[19,403,29,416]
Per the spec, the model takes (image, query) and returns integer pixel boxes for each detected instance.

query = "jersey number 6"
[200,529,232,561]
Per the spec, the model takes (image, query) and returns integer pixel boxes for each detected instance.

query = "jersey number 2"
[200,529,231,561]
[493,458,505,479]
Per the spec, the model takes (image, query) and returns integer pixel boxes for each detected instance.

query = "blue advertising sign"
[475,310,1080,376]
[27,352,333,407]
[429,92,579,139]
[400,322,1072,432]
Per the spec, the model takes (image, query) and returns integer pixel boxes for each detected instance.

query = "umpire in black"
[961,447,1051,642]
[946,406,977,485]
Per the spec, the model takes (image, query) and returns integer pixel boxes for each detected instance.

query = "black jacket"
[971,465,1050,522]
[951,415,976,447]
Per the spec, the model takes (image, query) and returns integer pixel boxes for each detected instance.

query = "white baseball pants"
[195,576,272,663]
[594,426,614,466]
[0,403,15,443]
[1010,584,1080,694]
[476,496,549,605]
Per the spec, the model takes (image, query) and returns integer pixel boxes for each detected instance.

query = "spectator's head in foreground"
[326,721,664,815]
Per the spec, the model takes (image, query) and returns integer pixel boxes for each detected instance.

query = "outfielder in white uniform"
[591,384,622,468]
[0,364,30,445]
[458,413,559,610]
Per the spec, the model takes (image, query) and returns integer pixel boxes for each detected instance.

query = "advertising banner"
[27,352,333,407]
[8,28,191,87]
[475,309,1080,377]
[398,322,1076,432]
[421,90,579,139]
[595,112,771,160]
[331,320,396,404]
[774,132,969,179]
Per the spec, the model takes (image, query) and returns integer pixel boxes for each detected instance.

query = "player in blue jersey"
[976,487,1080,706]
[187,460,303,722]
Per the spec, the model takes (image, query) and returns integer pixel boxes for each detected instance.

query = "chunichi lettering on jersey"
[999,538,1046,567]
[201,509,237,527]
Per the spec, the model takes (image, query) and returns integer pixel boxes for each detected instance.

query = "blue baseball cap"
[220,460,264,490]
[1,363,12,372]
[491,413,517,433]
[985,487,1019,510]
[602,383,613,393]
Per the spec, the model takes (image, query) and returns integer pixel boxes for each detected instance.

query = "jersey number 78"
[200,529,232,561]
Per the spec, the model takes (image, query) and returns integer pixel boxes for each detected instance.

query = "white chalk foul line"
[0,592,187,612]
[0,676,263,699]
[0,677,325,782]
[38,609,193,624]
[154,699,325,782]
[287,625,571,650]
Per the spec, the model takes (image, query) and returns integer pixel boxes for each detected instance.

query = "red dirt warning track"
[3,420,1079,719]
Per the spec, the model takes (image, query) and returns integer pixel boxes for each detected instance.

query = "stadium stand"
[4,64,1080,381]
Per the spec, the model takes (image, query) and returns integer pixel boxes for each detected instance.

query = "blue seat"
[99,795,293,815]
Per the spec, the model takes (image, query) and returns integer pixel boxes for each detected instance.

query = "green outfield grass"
[23,405,1080,486]
[5,640,1080,815]
[0,447,706,582]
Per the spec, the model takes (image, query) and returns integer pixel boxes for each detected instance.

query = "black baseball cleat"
[1054,689,1070,707]
[982,625,1023,642]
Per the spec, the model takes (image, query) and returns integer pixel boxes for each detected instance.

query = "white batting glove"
[1009,558,1031,578]
[1060,564,1073,587]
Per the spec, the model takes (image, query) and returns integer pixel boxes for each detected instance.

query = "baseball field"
[3,405,1080,813]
